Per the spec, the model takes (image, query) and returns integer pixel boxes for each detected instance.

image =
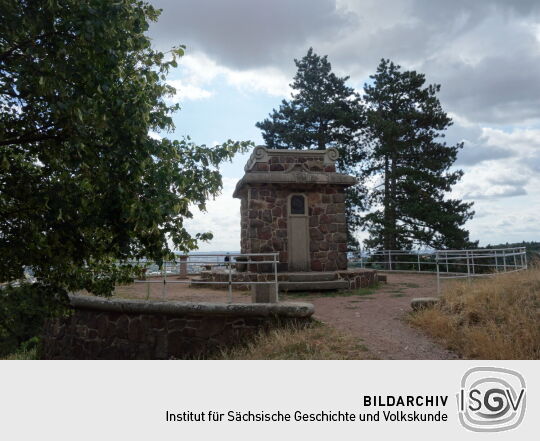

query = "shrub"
[0,284,68,357]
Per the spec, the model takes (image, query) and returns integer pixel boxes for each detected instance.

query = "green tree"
[361,59,475,250]
[256,48,365,248]
[0,0,249,350]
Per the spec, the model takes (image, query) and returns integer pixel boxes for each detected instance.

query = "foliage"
[2,345,38,360]
[0,284,64,355]
[486,241,540,264]
[361,59,475,250]
[256,48,366,249]
[0,0,250,352]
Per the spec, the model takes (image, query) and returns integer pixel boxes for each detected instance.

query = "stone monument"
[233,146,356,272]
[197,145,378,296]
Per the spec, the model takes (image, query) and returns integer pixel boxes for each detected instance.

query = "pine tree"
[256,48,365,248]
[361,59,475,250]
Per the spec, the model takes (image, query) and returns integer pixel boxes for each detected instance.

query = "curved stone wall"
[41,295,314,360]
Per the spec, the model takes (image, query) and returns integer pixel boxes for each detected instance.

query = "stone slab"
[286,272,338,282]
[279,280,349,292]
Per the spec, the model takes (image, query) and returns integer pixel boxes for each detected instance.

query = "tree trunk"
[383,154,391,251]
[317,120,327,149]
[389,150,397,250]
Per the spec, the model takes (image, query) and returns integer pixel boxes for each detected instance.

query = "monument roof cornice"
[233,170,356,198]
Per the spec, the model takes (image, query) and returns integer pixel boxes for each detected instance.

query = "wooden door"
[288,194,310,271]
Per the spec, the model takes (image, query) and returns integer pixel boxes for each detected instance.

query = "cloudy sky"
[148,0,540,251]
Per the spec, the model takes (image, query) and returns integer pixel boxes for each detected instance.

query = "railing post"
[503,249,507,272]
[227,257,232,304]
[495,251,498,272]
[445,252,449,273]
[436,252,440,295]
[388,250,392,271]
[466,250,471,282]
[162,261,167,298]
[274,253,279,302]
[417,253,420,272]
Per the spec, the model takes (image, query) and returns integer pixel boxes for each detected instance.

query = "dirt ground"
[300,273,458,360]
[113,278,253,303]
[112,272,457,360]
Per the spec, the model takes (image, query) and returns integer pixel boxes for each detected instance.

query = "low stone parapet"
[41,295,314,359]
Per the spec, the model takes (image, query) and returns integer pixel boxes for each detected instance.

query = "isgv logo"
[457,367,526,432]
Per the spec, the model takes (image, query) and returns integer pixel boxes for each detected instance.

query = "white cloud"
[453,141,535,201]
[481,127,540,157]
[465,204,540,245]
[463,184,527,200]
[183,177,241,252]
[224,67,291,97]
[446,124,540,243]
[172,53,291,98]
[167,79,213,101]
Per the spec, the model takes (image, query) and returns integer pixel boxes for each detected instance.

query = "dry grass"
[410,266,540,359]
[211,321,375,360]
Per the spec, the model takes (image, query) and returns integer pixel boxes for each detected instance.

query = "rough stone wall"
[240,184,289,272]
[240,196,249,256]
[239,183,348,272]
[307,187,348,271]
[40,297,313,360]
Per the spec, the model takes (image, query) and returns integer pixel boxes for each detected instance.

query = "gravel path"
[285,273,458,360]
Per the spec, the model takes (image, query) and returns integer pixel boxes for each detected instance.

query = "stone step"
[279,280,349,292]
[285,272,339,282]
[189,277,231,287]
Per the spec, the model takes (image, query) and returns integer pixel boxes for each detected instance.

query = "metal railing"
[350,247,528,294]
[350,249,439,272]
[434,247,527,294]
[126,253,279,303]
